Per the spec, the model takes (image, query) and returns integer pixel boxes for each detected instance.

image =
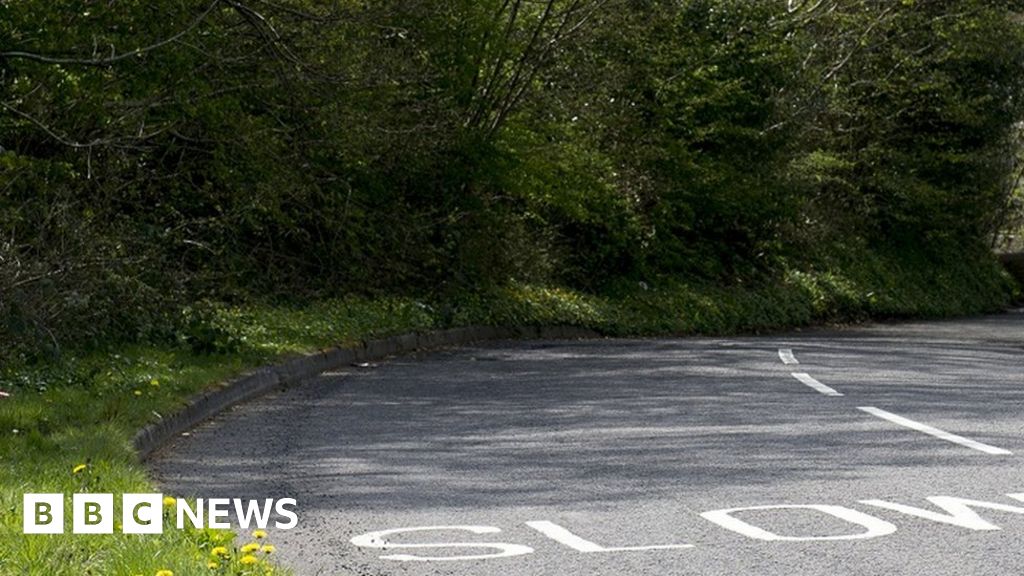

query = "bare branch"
[0,0,221,66]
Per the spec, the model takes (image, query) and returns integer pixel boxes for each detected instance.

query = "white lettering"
[274,498,298,529]
[233,499,273,529]
[700,505,897,541]
[207,498,230,529]
[351,526,534,562]
[525,520,693,552]
[862,496,1024,531]
[177,498,203,529]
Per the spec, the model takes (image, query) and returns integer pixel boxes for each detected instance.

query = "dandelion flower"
[163,496,177,508]
[252,529,268,539]
[133,390,142,396]
[240,542,260,554]
[150,379,160,387]
[239,555,258,566]
[72,464,87,474]
[207,561,219,569]
[261,544,276,554]
[210,546,229,557]
[155,570,174,576]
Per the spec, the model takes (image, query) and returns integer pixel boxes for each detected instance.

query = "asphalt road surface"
[152,311,1024,576]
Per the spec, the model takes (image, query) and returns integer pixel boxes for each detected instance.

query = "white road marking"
[353,492,1024,561]
[350,526,534,561]
[860,496,1024,531]
[791,372,843,396]
[778,349,799,365]
[858,407,1012,455]
[700,504,897,541]
[525,521,693,552]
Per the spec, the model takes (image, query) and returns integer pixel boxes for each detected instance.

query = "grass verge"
[0,251,1016,576]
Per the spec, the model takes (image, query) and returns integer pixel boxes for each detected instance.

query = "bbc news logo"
[23,493,298,534]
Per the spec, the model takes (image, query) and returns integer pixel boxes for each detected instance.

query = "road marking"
[353,491,1024,561]
[700,504,897,541]
[778,349,799,365]
[791,372,843,396]
[350,526,534,561]
[858,407,1012,455]
[859,496,1024,531]
[525,521,693,552]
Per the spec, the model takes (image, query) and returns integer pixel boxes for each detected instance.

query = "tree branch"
[0,0,221,66]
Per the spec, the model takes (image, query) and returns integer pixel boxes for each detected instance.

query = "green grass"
[0,299,438,576]
[0,252,1016,576]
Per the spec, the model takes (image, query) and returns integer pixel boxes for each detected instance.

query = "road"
[152,311,1024,576]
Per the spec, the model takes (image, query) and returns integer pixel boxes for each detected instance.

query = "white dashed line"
[858,407,1012,455]
[778,349,799,365]
[791,372,843,397]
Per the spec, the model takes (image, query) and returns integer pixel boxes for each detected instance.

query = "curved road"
[153,312,1024,576]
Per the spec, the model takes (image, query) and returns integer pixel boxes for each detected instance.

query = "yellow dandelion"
[210,546,229,557]
[240,542,260,554]
[261,544,276,554]
[133,390,143,396]
[155,570,174,576]
[252,529,268,539]
[239,555,258,565]
[163,496,177,508]
[150,378,160,387]
[207,561,219,569]
[72,463,87,474]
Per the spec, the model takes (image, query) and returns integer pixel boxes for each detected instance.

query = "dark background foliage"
[2,0,1023,358]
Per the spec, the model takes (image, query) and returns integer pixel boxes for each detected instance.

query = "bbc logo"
[24,493,165,534]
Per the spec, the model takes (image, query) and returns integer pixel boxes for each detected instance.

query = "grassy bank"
[0,253,1016,576]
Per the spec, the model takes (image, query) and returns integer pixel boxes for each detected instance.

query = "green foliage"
[1,0,1023,358]
[787,0,1024,247]
[453,247,1013,336]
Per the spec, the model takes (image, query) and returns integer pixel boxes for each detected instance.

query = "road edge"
[133,325,600,460]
